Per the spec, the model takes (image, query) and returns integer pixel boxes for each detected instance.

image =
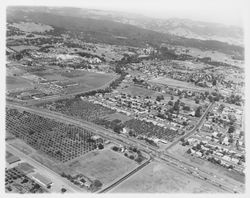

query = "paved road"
[6,103,243,193]
[165,102,214,150]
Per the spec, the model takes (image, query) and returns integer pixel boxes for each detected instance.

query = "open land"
[5,7,245,194]
[6,76,34,91]
[111,161,225,193]
[66,148,138,187]
[150,77,212,92]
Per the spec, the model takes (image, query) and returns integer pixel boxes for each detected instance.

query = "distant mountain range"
[7,6,244,58]
[82,9,243,46]
[7,6,243,46]
[31,7,242,46]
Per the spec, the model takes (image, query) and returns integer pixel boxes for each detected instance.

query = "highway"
[6,102,244,193]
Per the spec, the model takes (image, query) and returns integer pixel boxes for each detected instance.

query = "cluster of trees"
[94,118,124,134]
[144,138,158,147]
[156,95,164,102]
[195,106,202,117]
[225,94,243,106]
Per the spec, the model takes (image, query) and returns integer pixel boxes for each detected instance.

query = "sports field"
[66,149,138,187]
[111,161,225,193]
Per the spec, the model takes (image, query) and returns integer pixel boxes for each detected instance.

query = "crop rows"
[6,108,103,162]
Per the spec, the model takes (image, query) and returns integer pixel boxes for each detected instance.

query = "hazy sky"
[6,0,247,26]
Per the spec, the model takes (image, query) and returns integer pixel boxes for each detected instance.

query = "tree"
[228,125,235,133]
[195,107,202,117]
[93,180,102,188]
[112,146,119,151]
[173,99,180,111]
[208,95,214,102]
[187,148,192,154]
[61,188,67,193]
[196,144,201,150]
[98,144,104,149]
[156,95,164,102]
[183,105,191,111]
[183,121,188,126]
[168,101,174,106]
[170,95,174,100]
[113,125,122,133]
[129,155,135,160]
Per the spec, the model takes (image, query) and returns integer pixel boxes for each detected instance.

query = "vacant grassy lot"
[112,161,224,193]
[73,72,115,86]
[66,149,138,187]
[122,85,156,97]
[6,76,34,91]
[150,77,209,92]
[150,77,193,87]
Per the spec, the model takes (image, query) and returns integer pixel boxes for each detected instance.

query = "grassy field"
[66,149,138,187]
[73,72,115,87]
[149,77,210,92]
[122,85,157,97]
[111,161,225,193]
[150,77,194,88]
[6,76,34,91]
[36,70,116,93]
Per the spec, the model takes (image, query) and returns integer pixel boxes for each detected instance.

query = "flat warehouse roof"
[31,173,52,186]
